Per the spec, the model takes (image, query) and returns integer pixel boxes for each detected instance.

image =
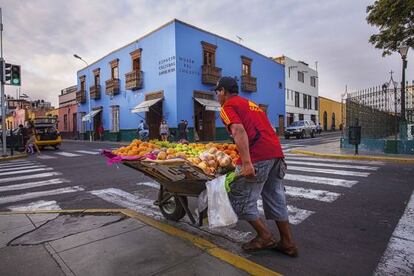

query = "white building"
[274,56,319,126]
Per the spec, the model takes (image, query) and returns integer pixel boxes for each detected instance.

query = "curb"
[290,149,414,164]
[0,208,281,276]
[0,153,28,162]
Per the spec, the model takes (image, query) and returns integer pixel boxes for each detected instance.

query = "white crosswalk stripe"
[284,174,358,188]
[287,165,370,177]
[37,154,57,159]
[54,151,82,157]
[285,186,341,202]
[0,160,80,211]
[286,160,379,171]
[0,186,84,205]
[0,165,47,173]
[75,150,100,155]
[285,154,385,165]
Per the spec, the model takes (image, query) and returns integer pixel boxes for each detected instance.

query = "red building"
[58,85,78,138]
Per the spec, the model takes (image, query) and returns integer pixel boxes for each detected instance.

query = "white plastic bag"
[205,174,238,228]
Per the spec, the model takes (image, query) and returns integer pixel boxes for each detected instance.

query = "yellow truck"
[33,117,62,150]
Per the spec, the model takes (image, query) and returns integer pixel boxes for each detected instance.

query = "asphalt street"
[0,133,413,275]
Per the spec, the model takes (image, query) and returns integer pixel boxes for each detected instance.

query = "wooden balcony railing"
[201,65,222,85]
[90,85,101,100]
[125,70,143,91]
[76,90,86,103]
[241,75,257,92]
[105,78,120,96]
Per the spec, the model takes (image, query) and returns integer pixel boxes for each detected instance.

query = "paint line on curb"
[289,149,414,164]
[0,208,282,276]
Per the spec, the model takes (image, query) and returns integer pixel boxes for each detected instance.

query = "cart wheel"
[159,194,187,221]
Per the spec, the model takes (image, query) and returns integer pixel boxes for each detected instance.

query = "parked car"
[284,120,317,139]
[33,117,62,150]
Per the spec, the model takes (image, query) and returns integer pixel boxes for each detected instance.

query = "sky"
[1,0,413,107]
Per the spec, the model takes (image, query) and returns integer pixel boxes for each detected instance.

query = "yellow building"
[5,115,14,130]
[46,108,59,118]
[319,97,345,131]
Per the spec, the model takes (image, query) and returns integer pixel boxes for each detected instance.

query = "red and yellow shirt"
[220,96,284,164]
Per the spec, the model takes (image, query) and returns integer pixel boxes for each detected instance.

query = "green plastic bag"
[224,171,237,193]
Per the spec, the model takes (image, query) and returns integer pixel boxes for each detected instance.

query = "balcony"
[76,90,86,104]
[90,85,101,100]
[125,70,143,91]
[105,78,120,96]
[201,65,222,85]
[241,75,257,92]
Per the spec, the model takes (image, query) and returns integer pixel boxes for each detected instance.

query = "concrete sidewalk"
[0,210,279,276]
[290,141,414,163]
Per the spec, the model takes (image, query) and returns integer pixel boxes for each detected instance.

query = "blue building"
[76,19,285,141]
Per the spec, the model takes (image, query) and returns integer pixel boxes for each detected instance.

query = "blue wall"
[175,21,285,128]
[77,22,177,131]
[76,19,285,137]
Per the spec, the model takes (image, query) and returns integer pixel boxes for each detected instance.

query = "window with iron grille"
[298,71,304,83]
[287,89,289,100]
[295,92,300,107]
[63,114,68,131]
[111,106,120,132]
[315,97,318,110]
[308,95,312,109]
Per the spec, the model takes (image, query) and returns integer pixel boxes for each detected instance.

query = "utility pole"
[0,7,7,157]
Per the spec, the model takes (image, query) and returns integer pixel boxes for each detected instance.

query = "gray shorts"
[229,158,289,221]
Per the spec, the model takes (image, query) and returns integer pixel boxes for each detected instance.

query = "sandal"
[242,236,277,252]
[274,241,299,257]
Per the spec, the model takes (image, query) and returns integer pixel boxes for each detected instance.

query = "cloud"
[1,0,412,106]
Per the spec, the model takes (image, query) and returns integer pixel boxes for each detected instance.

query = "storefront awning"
[131,98,163,113]
[194,97,221,112]
[82,109,102,122]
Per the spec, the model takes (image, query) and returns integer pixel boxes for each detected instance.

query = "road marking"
[257,199,314,225]
[0,178,71,192]
[286,160,379,171]
[91,188,255,243]
[8,200,61,211]
[37,154,57,159]
[285,186,341,203]
[137,182,160,189]
[0,167,53,177]
[284,174,358,188]
[285,154,385,165]
[375,192,414,275]
[0,172,62,184]
[0,186,84,205]
[0,165,47,173]
[0,161,36,168]
[287,166,370,177]
[75,150,100,155]
[54,152,82,157]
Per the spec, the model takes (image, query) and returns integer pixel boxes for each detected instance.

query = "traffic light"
[10,65,21,86]
[4,63,11,83]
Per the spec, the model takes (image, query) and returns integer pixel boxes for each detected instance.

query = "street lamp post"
[398,45,409,122]
[73,54,92,142]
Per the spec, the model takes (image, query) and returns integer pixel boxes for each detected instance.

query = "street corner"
[0,209,280,276]
[0,153,28,163]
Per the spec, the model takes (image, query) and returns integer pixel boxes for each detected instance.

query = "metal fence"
[345,85,410,139]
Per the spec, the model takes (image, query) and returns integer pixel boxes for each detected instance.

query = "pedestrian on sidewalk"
[159,120,169,141]
[137,120,149,141]
[215,76,297,257]
[97,124,104,141]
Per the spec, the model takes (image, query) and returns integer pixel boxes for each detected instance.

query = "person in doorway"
[137,120,149,141]
[159,120,169,141]
[214,76,297,256]
[97,124,104,141]
[316,123,322,134]
[17,124,28,152]
[178,120,187,140]
[25,122,41,154]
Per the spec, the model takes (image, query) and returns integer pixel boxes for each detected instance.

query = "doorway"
[323,111,328,131]
[93,111,102,141]
[278,115,284,136]
[332,113,336,130]
[194,91,216,141]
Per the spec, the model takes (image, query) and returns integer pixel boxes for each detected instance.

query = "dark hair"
[19,124,24,128]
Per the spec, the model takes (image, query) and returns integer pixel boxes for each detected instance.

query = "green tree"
[366,0,414,56]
